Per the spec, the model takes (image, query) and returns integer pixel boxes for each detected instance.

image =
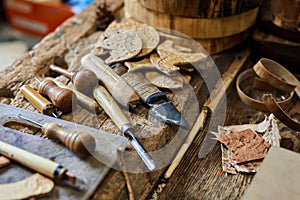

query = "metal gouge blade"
[122,124,156,171]
[150,101,189,129]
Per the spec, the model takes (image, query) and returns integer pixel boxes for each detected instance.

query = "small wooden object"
[20,85,57,117]
[37,79,77,113]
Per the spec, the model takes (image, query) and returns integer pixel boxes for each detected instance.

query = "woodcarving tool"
[0,140,84,187]
[20,85,60,118]
[81,53,140,108]
[49,64,99,96]
[49,64,156,170]
[122,59,189,128]
[35,77,77,113]
[50,78,101,114]
[17,114,96,158]
[82,54,188,128]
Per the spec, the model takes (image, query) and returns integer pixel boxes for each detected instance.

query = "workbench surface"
[0,1,299,199]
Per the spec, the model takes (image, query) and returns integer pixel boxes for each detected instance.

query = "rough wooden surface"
[1,1,300,200]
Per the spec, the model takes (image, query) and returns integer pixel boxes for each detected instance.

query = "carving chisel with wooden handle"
[121,71,189,129]
[81,53,140,108]
[82,54,188,128]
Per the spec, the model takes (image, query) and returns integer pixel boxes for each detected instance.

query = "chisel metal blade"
[150,101,189,129]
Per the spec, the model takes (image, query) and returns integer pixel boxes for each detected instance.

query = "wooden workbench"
[0,1,299,199]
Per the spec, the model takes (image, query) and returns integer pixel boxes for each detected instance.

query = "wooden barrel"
[124,0,260,54]
[139,0,262,18]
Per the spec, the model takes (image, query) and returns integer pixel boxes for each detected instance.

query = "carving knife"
[117,58,189,129]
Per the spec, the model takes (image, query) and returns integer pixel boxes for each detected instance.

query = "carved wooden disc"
[96,29,143,64]
[135,26,160,57]
[106,20,160,58]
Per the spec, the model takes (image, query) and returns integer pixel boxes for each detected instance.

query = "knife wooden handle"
[81,54,140,107]
[122,72,166,104]
[93,85,130,130]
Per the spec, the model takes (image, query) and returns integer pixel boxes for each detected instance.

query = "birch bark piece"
[96,29,143,64]
[150,53,180,75]
[124,57,155,72]
[145,71,184,89]
[216,128,270,164]
[0,173,54,200]
[106,20,160,58]
[214,114,281,174]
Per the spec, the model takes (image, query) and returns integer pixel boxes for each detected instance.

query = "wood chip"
[217,128,270,164]
[96,29,142,64]
[0,156,10,168]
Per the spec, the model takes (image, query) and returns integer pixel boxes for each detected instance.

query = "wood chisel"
[18,114,96,158]
[20,85,59,118]
[81,53,140,108]
[0,140,83,187]
[49,65,156,170]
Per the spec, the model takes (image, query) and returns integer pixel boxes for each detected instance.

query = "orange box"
[4,0,74,37]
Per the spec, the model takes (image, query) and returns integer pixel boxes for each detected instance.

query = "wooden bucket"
[124,0,261,54]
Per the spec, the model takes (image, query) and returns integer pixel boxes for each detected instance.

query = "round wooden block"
[139,0,262,18]
[124,0,259,39]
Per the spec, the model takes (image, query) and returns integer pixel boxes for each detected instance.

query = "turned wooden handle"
[42,123,96,158]
[121,72,166,104]
[52,79,101,114]
[81,54,140,107]
[93,85,130,130]
[20,85,56,115]
[38,79,77,113]
[71,69,99,96]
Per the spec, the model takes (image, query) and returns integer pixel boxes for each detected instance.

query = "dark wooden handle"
[121,72,166,104]
[38,79,76,113]
[42,123,96,158]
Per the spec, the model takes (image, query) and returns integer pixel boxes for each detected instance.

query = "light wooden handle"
[93,85,130,130]
[52,79,101,114]
[81,54,140,107]
[42,123,96,158]
[0,140,66,180]
[121,72,166,104]
[20,85,56,115]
